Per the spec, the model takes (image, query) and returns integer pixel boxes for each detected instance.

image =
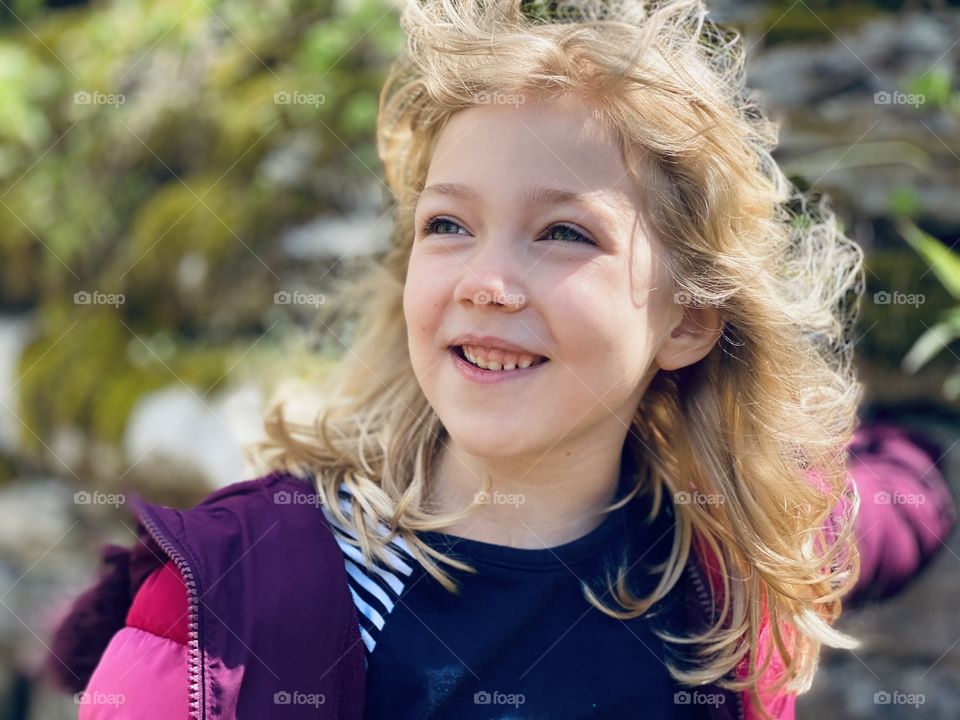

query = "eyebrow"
[420,182,610,212]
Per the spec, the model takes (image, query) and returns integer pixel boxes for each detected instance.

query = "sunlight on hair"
[250,2,865,716]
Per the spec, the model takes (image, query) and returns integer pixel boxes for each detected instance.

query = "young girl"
[43,0,957,718]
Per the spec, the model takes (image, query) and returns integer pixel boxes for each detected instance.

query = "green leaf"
[944,366,960,401]
[896,220,960,300]
[888,186,920,219]
[782,141,933,178]
[908,67,953,108]
[902,308,960,373]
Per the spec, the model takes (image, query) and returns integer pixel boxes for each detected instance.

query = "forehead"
[424,94,643,220]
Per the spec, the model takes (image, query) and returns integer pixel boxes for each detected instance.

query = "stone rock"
[281,211,392,261]
[0,315,35,456]
[122,383,267,492]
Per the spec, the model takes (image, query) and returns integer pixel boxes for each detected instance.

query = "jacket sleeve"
[76,560,190,719]
[845,422,956,604]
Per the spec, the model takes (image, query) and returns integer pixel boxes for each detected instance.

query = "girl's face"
[404,93,700,459]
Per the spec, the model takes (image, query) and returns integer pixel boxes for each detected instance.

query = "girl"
[44,0,956,718]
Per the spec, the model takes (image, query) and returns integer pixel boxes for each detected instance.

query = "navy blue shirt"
[324,455,715,720]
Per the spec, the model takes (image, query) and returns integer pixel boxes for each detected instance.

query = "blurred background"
[0,0,958,717]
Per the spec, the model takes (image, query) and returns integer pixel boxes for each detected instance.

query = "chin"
[444,422,538,460]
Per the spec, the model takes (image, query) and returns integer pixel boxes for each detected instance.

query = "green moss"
[17,309,127,451]
[120,179,246,284]
[16,306,236,451]
[0,0,410,474]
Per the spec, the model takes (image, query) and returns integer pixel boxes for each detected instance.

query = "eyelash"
[418,216,596,246]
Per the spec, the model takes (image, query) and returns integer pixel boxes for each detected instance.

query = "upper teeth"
[462,344,544,371]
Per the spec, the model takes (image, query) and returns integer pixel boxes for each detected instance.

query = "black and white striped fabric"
[320,484,419,664]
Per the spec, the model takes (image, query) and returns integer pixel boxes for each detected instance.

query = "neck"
[428,433,632,549]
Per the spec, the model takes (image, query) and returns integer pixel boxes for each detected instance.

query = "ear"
[655,303,724,371]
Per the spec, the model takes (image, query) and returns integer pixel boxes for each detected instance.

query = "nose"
[453,245,528,312]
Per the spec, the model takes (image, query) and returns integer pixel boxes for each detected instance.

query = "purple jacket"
[42,423,956,720]
[47,472,366,719]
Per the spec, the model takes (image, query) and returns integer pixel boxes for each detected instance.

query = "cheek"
[551,275,656,381]
[403,255,446,353]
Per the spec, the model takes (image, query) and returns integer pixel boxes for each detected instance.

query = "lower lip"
[449,347,549,385]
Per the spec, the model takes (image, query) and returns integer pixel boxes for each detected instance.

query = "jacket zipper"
[137,505,205,720]
[688,559,746,720]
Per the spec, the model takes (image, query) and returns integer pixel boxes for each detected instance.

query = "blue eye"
[420,216,467,236]
[540,223,595,245]
[419,216,597,246]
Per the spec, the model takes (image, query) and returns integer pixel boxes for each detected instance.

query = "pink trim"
[78,626,189,719]
[693,533,797,719]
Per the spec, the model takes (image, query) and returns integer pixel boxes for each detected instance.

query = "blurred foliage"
[2,0,959,477]
[780,59,960,403]
[897,220,960,398]
[909,66,960,114]
[0,0,403,464]
[859,245,958,371]
[889,68,960,399]
[759,3,891,45]
[747,1,960,46]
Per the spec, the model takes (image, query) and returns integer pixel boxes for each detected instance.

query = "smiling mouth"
[450,345,549,371]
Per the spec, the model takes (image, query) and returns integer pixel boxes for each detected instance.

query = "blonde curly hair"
[252,0,865,715]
